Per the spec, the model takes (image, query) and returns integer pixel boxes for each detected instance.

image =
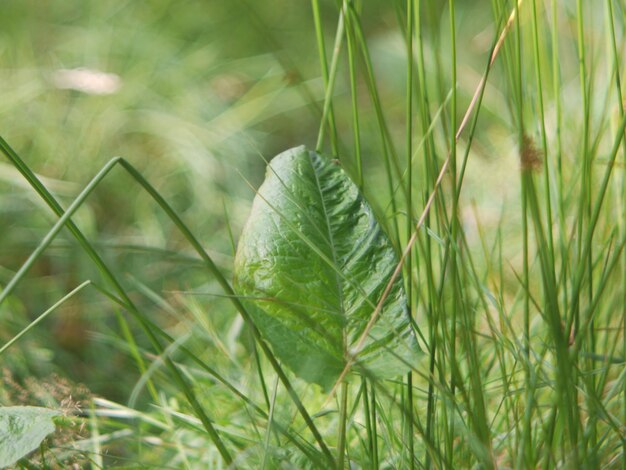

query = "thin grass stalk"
[517,4,533,454]
[447,0,460,465]
[361,379,376,467]
[604,1,626,465]
[0,281,91,356]
[551,0,570,371]
[404,0,416,466]
[337,381,349,469]
[519,170,532,469]
[416,0,449,258]
[370,380,379,466]
[342,0,362,188]
[576,1,595,461]
[530,0,554,265]
[316,11,345,153]
[510,1,536,466]
[572,5,589,422]
[311,0,340,156]
[413,1,445,464]
[260,376,280,470]
[251,337,271,412]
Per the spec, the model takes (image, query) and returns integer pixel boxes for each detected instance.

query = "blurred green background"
[1,0,340,402]
[0,0,467,402]
[0,0,626,468]
[1,0,618,456]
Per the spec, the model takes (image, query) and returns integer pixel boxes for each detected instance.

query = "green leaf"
[0,406,61,467]
[234,146,420,389]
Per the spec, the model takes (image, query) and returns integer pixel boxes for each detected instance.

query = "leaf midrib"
[309,153,347,352]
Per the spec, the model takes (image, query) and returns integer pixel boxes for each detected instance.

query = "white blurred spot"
[52,67,121,95]
[211,74,245,101]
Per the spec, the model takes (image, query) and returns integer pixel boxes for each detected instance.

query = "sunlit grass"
[1,0,625,468]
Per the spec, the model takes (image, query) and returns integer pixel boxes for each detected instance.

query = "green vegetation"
[0,407,60,467]
[1,0,625,468]
[234,146,421,390]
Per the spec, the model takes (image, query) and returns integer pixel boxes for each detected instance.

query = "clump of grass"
[1,0,625,468]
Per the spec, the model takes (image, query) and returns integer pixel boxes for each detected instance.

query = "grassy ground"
[1,0,625,468]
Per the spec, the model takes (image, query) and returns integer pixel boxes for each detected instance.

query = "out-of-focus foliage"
[2,0,625,467]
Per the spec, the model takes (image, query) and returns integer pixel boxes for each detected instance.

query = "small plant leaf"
[234,146,420,389]
[0,406,61,467]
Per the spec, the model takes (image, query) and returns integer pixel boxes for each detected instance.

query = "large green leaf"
[234,146,420,389]
[0,406,60,467]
